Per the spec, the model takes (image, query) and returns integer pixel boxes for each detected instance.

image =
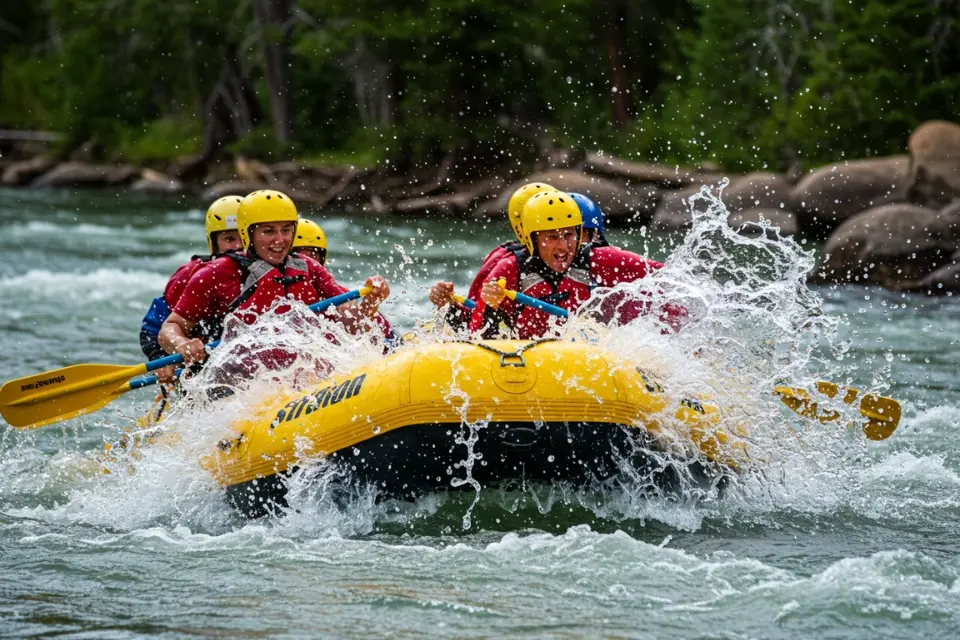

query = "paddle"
[496,278,568,318]
[0,287,370,429]
[451,294,476,310]
[774,381,901,441]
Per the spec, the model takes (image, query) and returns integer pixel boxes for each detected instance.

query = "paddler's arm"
[429,281,473,330]
[334,276,390,333]
[158,313,207,364]
[472,279,513,339]
[594,247,688,333]
[429,281,454,307]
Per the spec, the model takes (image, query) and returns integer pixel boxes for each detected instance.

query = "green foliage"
[229,124,298,162]
[0,0,957,169]
[785,0,960,162]
[649,0,960,170]
[113,117,204,163]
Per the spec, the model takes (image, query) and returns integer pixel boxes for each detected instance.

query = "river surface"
[1,187,958,638]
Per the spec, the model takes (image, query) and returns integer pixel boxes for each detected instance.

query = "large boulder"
[791,156,909,234]
[475,170,660,224]
[235,156,274,183]
[817,202,960,287]
[720,171,791,213]
[651,173,788,231]
[583,152,702,188]
[651,185,707,231]
[906,120,960,208]
[722,172,792,212]
[902,250,960,295]
[728,208,798,238]
[1,156,57,186]
[902,200,960,294]
[30,162,139,188]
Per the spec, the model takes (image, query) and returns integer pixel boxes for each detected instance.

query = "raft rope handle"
[457,338,558,368]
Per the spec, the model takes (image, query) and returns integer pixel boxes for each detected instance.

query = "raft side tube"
[203,340,744,498]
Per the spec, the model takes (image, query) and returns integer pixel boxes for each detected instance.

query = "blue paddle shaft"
[461,298,476,310]
[128,367,183,391]
[143,288,365,372]
[513,291,569,318]
[128,375,159,390]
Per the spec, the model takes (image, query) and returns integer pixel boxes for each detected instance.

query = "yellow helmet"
[204,195,242,253]
[507,182,556,242]
[293,218,328,265]
[237,190,299,251]
[520,190,583,254]
[292,218,327,250]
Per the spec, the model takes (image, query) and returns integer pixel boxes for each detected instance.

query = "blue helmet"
[569,193,604,233]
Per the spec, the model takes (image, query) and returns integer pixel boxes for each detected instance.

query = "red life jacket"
[511,245,596,338]
[196,253,321,342]
[470,243,678,338]
[467,240,523,302]
[225,253,319,319]
[164,254,214,307]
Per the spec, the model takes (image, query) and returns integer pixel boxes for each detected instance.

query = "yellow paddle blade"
[774,382,902,441]
[0,363,146,429]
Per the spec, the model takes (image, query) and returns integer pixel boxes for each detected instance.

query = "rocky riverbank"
[2,120,959,294]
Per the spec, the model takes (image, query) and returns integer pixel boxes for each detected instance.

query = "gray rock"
[791,156,909,234]
[817,202,960,287]
[651,185,707,231]
[905,261,960,294]
[584,152,701,187]
[907,120,960,208]
[476,170,660,223]
[722,172,793,213]
[728,208,798,238]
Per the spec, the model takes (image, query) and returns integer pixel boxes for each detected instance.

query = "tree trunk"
[602,0,630,129]
[201,55,263,160]
[252,0,293,144]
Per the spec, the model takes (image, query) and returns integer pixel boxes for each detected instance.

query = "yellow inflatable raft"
[200,339,745,517]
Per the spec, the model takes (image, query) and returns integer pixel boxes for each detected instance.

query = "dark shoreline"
[3,118,959,294]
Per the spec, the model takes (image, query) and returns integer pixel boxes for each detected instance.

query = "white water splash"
[0,185,932,538]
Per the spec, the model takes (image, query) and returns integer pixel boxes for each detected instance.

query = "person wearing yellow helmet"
[428,182,556,328]
[139,196,244,382]
[292,218,328,265]
[293,216,399,348]
[159,190,390,367]
[470,190,683,338]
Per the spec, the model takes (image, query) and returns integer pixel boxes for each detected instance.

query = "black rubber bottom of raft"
[225,421,724,519]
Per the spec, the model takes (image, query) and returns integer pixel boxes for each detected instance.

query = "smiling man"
[469,191,680,338]
[158,190,390,366]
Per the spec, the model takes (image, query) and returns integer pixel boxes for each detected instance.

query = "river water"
[1,187,958,637]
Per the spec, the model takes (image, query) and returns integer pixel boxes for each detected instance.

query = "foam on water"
[0,186,949,544]
[0,268,167,302]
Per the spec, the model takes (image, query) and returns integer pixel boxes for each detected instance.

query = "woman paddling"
[158,190,390,376]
